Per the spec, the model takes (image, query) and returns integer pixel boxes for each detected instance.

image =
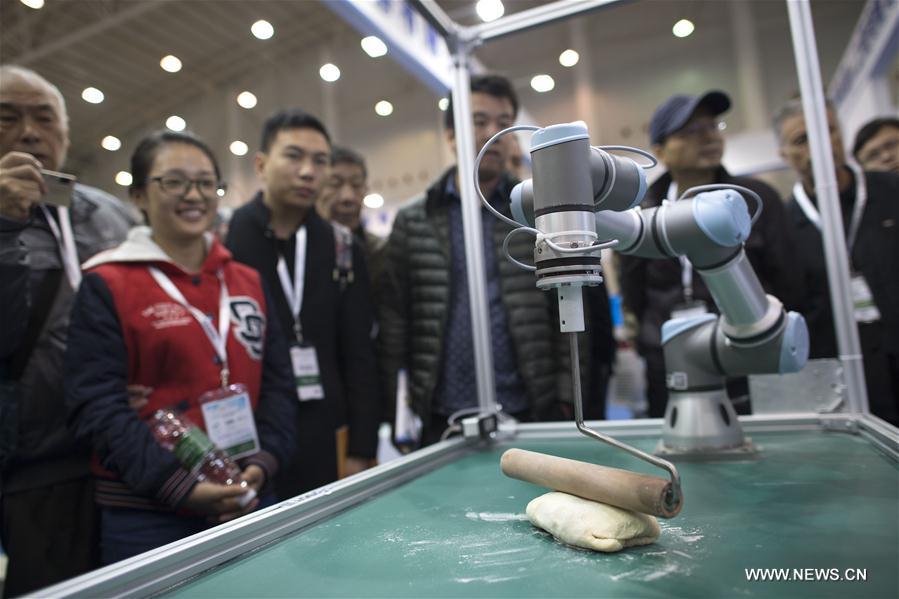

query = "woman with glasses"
[63,130,297,564]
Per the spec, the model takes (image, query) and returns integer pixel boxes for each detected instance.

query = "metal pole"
[409,0,457,39]
[786,0,869,415]
[569,333,682,515]
[449,40,498,415]
[468,0,623,43]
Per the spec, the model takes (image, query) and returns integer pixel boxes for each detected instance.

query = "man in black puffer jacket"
[378,75,614,446]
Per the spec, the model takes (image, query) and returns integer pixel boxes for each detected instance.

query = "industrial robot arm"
[598,187,809,455]
[610,191,808,377]
[512,125,808,389]
[499,120,809,458]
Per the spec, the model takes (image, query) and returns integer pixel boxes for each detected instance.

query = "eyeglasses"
[150,175,226,198]
[672,120,724,139]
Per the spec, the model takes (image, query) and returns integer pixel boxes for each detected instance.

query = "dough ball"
[526,491,660,553]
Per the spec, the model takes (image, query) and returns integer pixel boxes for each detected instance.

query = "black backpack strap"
[8,268,64,380]
[1,268,62,476]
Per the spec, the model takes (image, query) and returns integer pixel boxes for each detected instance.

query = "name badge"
[291,344,325,401]
[199,384,260,459]
[670,300,709,320]
[850,274,881,323]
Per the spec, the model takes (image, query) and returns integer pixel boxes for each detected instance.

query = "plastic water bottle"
[607,295,648,418]
[149,409,256,504]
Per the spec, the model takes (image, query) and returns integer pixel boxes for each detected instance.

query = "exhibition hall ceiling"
[1,0,869,182]
[1,0,358,173]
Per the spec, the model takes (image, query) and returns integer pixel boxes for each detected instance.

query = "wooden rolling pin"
[500,448,682,518]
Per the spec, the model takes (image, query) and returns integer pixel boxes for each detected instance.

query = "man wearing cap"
[774,98,898,423]
[619,90,795,418]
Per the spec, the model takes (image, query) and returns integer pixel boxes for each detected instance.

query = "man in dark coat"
[0,65,134,596]
[225,109,380,498]
[317,146,386,289]
[774,98,898,424]
[852,117,899,174]
[377,75,615,446]
[619,90,795,418]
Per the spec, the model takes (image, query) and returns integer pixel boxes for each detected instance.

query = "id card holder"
[671,300,709,320]
[850,273,881,323]
[198,384,260,459]
[290,343,325,401]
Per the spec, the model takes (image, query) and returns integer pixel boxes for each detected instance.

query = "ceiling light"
[438,98,449,112]
[476,0,504,23]
[559,49,579,68]
[375,101,393,117]
[115,171,132,187]
[361,36,388,58]
[101,135,121,151]
[319,63,341,82]
[251,20,274,40]
[672,19,695,38]
[230,141,249,156]
[363,193,384,209]
[81,87,104,104]
[530,74,555,93]
[166,115,186,131]
[160,55,182,73]
[236,91,257,109]
[20,0,44,9]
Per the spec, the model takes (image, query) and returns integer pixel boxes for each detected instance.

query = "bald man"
[0,65,134,595]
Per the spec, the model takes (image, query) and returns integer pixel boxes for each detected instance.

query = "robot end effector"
[505,122,650,335]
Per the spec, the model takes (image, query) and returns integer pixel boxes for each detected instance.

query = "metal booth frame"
[408,0,873,419]
[32,1,896,597]
[34,412,899,598]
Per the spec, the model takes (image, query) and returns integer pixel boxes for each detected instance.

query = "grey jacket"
[0,183,134,492]
[377,169,611,437]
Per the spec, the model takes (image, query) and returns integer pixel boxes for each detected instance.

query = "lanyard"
[792,162,867,254]
[149,266,232,387]
[39,205,82,290]
[276,225,307,341]
[666,182,694,302]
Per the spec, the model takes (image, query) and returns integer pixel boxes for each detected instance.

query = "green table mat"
[165,430,899,598]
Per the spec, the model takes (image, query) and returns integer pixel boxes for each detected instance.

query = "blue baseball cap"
[649,90,731,145]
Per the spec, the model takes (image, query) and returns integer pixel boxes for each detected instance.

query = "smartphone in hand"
[40,168,77,208]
